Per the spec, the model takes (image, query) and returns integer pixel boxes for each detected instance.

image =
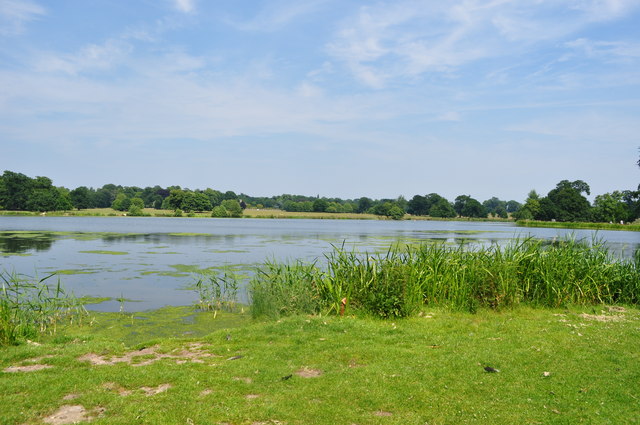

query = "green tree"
[513,190,540,220]
[429,198,456,218]
[454,195,487,218]
[70,186,95,209]
[407,195,428,215]
[0,171,32,210]
[536,180,591,222]
[111,193,130,211]
[357,197,373,213]
[313,198,329,212]
[221,199,243,217]
[592,191,629,223]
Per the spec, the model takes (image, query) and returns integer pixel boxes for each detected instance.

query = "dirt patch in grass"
[4,364,54,373]
[43,405,105,425]
[78,343,218,367]
[295,367,323,378]
[103,382,171,397]
[373,410,393,417]
[245,394,260,400]
[579,313,625,322]
[140,383,171,396]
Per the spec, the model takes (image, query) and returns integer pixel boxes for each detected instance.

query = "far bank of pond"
[1,216,638,312]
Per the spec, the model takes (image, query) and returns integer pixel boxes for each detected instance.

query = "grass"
[250,237,640,319]
[517,219,640,232]
[1,306,639,424]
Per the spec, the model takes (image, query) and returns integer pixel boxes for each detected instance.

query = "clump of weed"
[249,237,640,319]
[193,268,240,314]
[0,270,87,346]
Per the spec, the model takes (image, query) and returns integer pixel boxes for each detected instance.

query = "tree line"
[0,169,638,223]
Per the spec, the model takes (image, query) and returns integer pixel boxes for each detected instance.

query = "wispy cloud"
[173,0,195,14]
[226,0,328,32]
[0,0,45,35]
[326,0,640,88]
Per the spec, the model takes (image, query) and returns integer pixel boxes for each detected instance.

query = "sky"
[1,0,639,202]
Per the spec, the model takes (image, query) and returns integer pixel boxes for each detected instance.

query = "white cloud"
[174,0,195,14]
[565,38,640,60]
[0,0,45,35]
[35,39,133,75]
[327,0,640,87]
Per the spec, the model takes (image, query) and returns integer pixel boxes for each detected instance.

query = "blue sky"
[1,0,639,202]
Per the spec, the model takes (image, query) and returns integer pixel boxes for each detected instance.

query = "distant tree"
[111,193,130,211]
[505,200,522,214]
[70,186,95,209]
[482,197,507,216]
[0,170,32,210]
[513,190,540,221]
[357,197,373,213]
[429,198,456,218]
[313,198,329,212]
[223,190,238,200]
[592,191,629,223]
[407,195,428,215]
[221,199,243,217]
[536,180,591,222]
[454,195,487,218]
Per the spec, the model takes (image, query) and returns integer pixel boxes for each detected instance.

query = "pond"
[1,216,638,311]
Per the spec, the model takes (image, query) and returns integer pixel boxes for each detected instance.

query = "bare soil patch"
[373,410,393,417]
[579,313,625,322]
[78,344,218,367]
[43,405,105,425]
[295,367,323,378]
[3,364,53,373]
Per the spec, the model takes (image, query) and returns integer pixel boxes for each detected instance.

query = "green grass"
[1,306,638,424]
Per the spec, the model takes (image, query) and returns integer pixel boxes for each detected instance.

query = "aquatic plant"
[193,268,240,313]
[0,271,87,346]
[249,237,640,318]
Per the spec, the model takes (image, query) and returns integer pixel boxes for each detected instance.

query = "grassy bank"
[250,238,640,318]
[1,307,639,424]
[517,219,640,232]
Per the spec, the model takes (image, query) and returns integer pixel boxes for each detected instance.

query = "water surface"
[1,216,638,311]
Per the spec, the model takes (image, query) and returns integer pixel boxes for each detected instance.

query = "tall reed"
[248,237,639,318]
[1,271,87,346]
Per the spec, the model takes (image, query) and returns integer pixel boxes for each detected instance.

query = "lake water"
[1,216,638,311]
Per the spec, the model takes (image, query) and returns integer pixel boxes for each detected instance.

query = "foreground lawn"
[1,307,639,425]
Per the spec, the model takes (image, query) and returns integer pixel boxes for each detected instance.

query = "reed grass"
[249,237,640,318]
[517,219,640,231]
[193,268,240,313]
[0,271,87,346]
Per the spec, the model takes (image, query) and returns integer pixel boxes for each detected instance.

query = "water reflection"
[0,233,55,253]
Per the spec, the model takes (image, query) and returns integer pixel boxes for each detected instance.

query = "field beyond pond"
[1,306,639,425]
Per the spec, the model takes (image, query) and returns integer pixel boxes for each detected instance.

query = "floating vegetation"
[79,250,129,255]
